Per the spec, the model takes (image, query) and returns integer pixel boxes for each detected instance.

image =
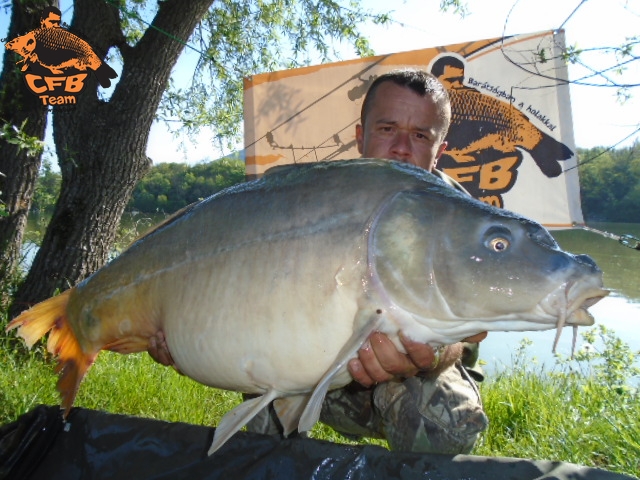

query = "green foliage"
[153,0,390,147]
[578,143,640,222]
[0,119,45,159]
[2,325,639,477]
[28,143,640,221]
[561,44,583,65]
[30,160,61,215]
[0,118,45,217]
[109,212,159,258]
[129,157,245,213]
[439,0,469,17]
[27,157,245,217]
[475,330,640,476]
[571,324,640,391]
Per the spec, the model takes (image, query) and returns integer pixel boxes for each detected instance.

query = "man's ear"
[433,140,448,168]
[355,124,364,154]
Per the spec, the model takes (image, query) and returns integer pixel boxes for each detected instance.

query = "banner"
[244,30,583,227]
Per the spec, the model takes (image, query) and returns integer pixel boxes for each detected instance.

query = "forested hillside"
[127,157,245,213]
[30,144,640,222]
[578,144,640,222]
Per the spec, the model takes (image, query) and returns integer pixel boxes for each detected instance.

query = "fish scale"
[442,88,574,178]
[34,28,96,56]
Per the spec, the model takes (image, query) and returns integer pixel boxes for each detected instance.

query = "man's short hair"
[41,6,62,21]
[360,68,451,139]
[431,56,466,77]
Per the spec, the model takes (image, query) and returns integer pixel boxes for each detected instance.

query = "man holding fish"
[149,68,489,454]
[9,62,609,469]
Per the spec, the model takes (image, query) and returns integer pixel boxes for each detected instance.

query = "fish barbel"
[7,159,608,454]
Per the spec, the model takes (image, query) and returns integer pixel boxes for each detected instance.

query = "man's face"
[41,13,61,28]
[438,65,464,89]
[356,81,448,171]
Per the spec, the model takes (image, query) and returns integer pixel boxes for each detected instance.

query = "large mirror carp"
[8,159,608,454]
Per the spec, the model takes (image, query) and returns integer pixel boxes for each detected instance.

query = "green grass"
[1,327,638,478]
[475,332,640,477]
[0,343,240,427]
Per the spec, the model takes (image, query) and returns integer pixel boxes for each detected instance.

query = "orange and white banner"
[244,30,583,227]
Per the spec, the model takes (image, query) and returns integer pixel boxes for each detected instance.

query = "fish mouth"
[541,278,609,354]
[567,292,606,325]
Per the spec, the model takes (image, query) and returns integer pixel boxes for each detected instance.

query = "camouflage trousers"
[245,361,488,454]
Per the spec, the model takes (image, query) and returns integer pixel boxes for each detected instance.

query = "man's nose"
[390,131,412,158]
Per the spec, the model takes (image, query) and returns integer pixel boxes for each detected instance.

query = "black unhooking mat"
[0,405,637,480]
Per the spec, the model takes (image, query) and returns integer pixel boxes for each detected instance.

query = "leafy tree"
[578,143,640,222]
[10,0,634,317]
[31,160,61,215]
[5,0,390,316]
[0,0,56,308]
[26,156,244,217]
[32,145,636,220]
[128,157,244,213]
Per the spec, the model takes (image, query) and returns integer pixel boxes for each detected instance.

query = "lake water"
[480,222,640,375]
[23,216,640,375]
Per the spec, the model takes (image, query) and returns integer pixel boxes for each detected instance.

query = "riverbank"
[1,325,638,477]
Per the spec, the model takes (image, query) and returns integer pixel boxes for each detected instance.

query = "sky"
[1,0,639,165]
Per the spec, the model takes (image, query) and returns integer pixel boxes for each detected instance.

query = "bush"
[475,327,640,475]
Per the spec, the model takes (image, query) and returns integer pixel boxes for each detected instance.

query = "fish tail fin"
[7,289,74,348]
[94,62,118,88]
[529,133,573,177]
[7,288,97,417]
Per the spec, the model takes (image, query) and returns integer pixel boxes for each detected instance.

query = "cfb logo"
[4,6,117,107]
[24,74,89,105]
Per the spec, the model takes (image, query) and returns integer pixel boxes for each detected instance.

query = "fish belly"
[161,235,362,394]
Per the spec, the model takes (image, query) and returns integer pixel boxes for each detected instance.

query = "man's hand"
[347,331,487,387]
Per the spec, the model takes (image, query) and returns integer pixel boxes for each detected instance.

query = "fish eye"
[482,226,512,253]
[488,237,510,252]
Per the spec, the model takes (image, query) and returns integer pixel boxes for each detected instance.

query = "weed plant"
[474,327,640,477]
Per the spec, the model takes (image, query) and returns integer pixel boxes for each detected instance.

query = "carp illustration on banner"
[243,30,582,227]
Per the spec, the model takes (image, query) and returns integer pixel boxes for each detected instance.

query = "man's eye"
[377,126,394,135]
